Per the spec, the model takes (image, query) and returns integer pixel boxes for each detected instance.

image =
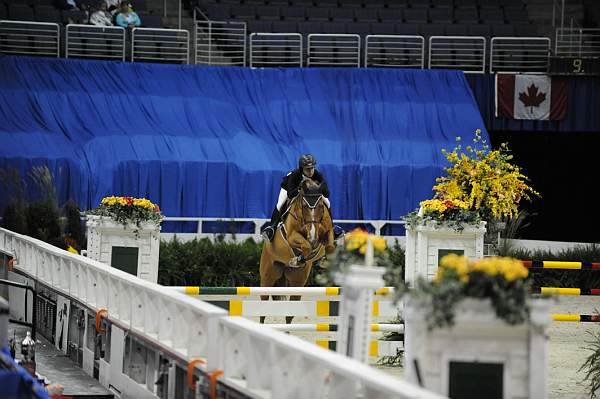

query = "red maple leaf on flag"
[518,83,546,115]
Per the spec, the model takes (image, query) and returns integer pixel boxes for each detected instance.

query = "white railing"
[490,37,551,74]
[365,35,425,68]
[160,216,406,244]
[65,24,126,61]
[555,28,600,57]
[195,20,246,66]
[220,316,441,399]
[0,227,441,399]
[428,36,486,74]
[132,27,189,64]
[0,20,59,57]
[307,34,361,67]
[249,32,302,67]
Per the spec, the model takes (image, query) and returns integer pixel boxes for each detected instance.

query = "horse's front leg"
[288,231,312,261]
[324,227,335,254]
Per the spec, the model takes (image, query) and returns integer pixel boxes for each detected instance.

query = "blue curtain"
[0,56,487,220]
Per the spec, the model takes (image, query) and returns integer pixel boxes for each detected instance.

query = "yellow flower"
[67,246,78,254]
[371,236,387,253]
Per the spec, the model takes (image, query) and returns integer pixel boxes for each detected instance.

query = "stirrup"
[333,225,344,240]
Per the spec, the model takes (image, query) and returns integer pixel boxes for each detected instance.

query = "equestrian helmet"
[298,154,317,169]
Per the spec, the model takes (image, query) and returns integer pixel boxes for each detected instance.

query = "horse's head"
[293,179,330,245]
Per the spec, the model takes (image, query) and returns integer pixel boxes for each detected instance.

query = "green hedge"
[158,238,600,289]
[158,237,406,287]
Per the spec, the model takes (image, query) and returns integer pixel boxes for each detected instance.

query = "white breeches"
[276,188,330,210]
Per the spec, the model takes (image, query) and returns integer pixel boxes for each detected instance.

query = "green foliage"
[580,328,600,398]
[158,237,262,286]
[2,200,28,234]
[25,202,62,247]
[64,200,85,250]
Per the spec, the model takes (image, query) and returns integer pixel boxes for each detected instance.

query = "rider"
[262,154,332,241]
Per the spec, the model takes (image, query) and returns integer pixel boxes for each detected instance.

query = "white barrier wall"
[404,298,550,399]
[86,215,160,284]
[405,221,486,286]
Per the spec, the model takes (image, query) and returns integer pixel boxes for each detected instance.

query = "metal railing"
[249,33,302,67]
[195,20,246,66]
[65,24,125,61]
[490,37,551,74]
[428,36,486,73]
[555,28,600,57]
[132,27,189,64]
[307,34,361,67]
[0,20,59,57]
[365,35,424,68]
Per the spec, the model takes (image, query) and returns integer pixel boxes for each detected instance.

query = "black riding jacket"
[281,169,330,199]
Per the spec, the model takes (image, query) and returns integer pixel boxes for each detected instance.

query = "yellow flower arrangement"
[316,228,401,287]
[406,129,539,231]
[417,253,532,329]
[89,196,162,227]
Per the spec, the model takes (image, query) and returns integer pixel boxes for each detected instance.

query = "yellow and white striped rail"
[171,286,395,296]
[315,339,403,357]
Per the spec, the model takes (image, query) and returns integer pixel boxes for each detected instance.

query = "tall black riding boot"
[262,207,281,241]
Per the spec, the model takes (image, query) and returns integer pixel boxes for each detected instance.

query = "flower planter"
[404,297,550,399]
[86,215,161,283]
[405,221,486,286]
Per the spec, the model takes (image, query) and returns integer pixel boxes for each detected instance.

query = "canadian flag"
[495,74,568,120]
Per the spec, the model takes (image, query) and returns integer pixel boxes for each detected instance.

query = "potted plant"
[404,129,539,285]
[87,196,162,231]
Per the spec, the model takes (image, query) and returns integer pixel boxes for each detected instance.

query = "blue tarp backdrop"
[0,56,487,221]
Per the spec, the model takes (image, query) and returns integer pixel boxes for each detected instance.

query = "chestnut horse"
[259,179,335,323]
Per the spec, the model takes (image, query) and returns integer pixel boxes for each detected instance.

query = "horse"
[259,179,336,323]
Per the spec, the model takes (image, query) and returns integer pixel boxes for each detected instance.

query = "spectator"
[90,2,113,26]
[56,0,79,10]
[115,1,140,28]
[105,0,121,13]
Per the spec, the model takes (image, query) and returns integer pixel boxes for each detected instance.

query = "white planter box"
[405,221,486,286]
[404,297,550,399]
[86,215,161,283]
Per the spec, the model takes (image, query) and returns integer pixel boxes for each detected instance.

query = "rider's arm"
[276,188,288,211]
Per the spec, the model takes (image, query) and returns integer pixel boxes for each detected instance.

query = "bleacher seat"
[0,4,7,18]
[404,8,427,24]
[34,5,60,22]
[454,0,477,8]
[281,6,304,21]
[339,0,362,8]
[421,24,445,38]
[231,5,255,20]
[434,0,453,7]
[395,23,420,35]
[468,23,491,37]
[245,0,265,5]
[410,0,430,8]
[247,19,271,32]
[504,7,529,24]
[378,8,402,23]
[297,20,321,34]
[491,23,514,36]
[205,4,229,20]
[8,4,34,20]
[271,20,297,33]
[306,7,328,22]
[386,0,407,8]
[330,7,353,22]
[131,0,147,13]
[363,0,384,8]
[444,24,467,36]
[354,8,378,23]
[514,24,538,37]
[290,0,313,6]
[269,0,289,5]
[347,22,370,36]
[429,7,453,24]
[370,22,395,35]
[454,8,479,24]
[322,21,346,34]
[316,0,337,7]
[256,5,279,21]
[480,7,504,24]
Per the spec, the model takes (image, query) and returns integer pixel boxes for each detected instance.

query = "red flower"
[443,200,454,209]
[126,197,133,206]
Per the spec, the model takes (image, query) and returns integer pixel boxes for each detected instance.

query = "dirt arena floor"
[207,295,599,398]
